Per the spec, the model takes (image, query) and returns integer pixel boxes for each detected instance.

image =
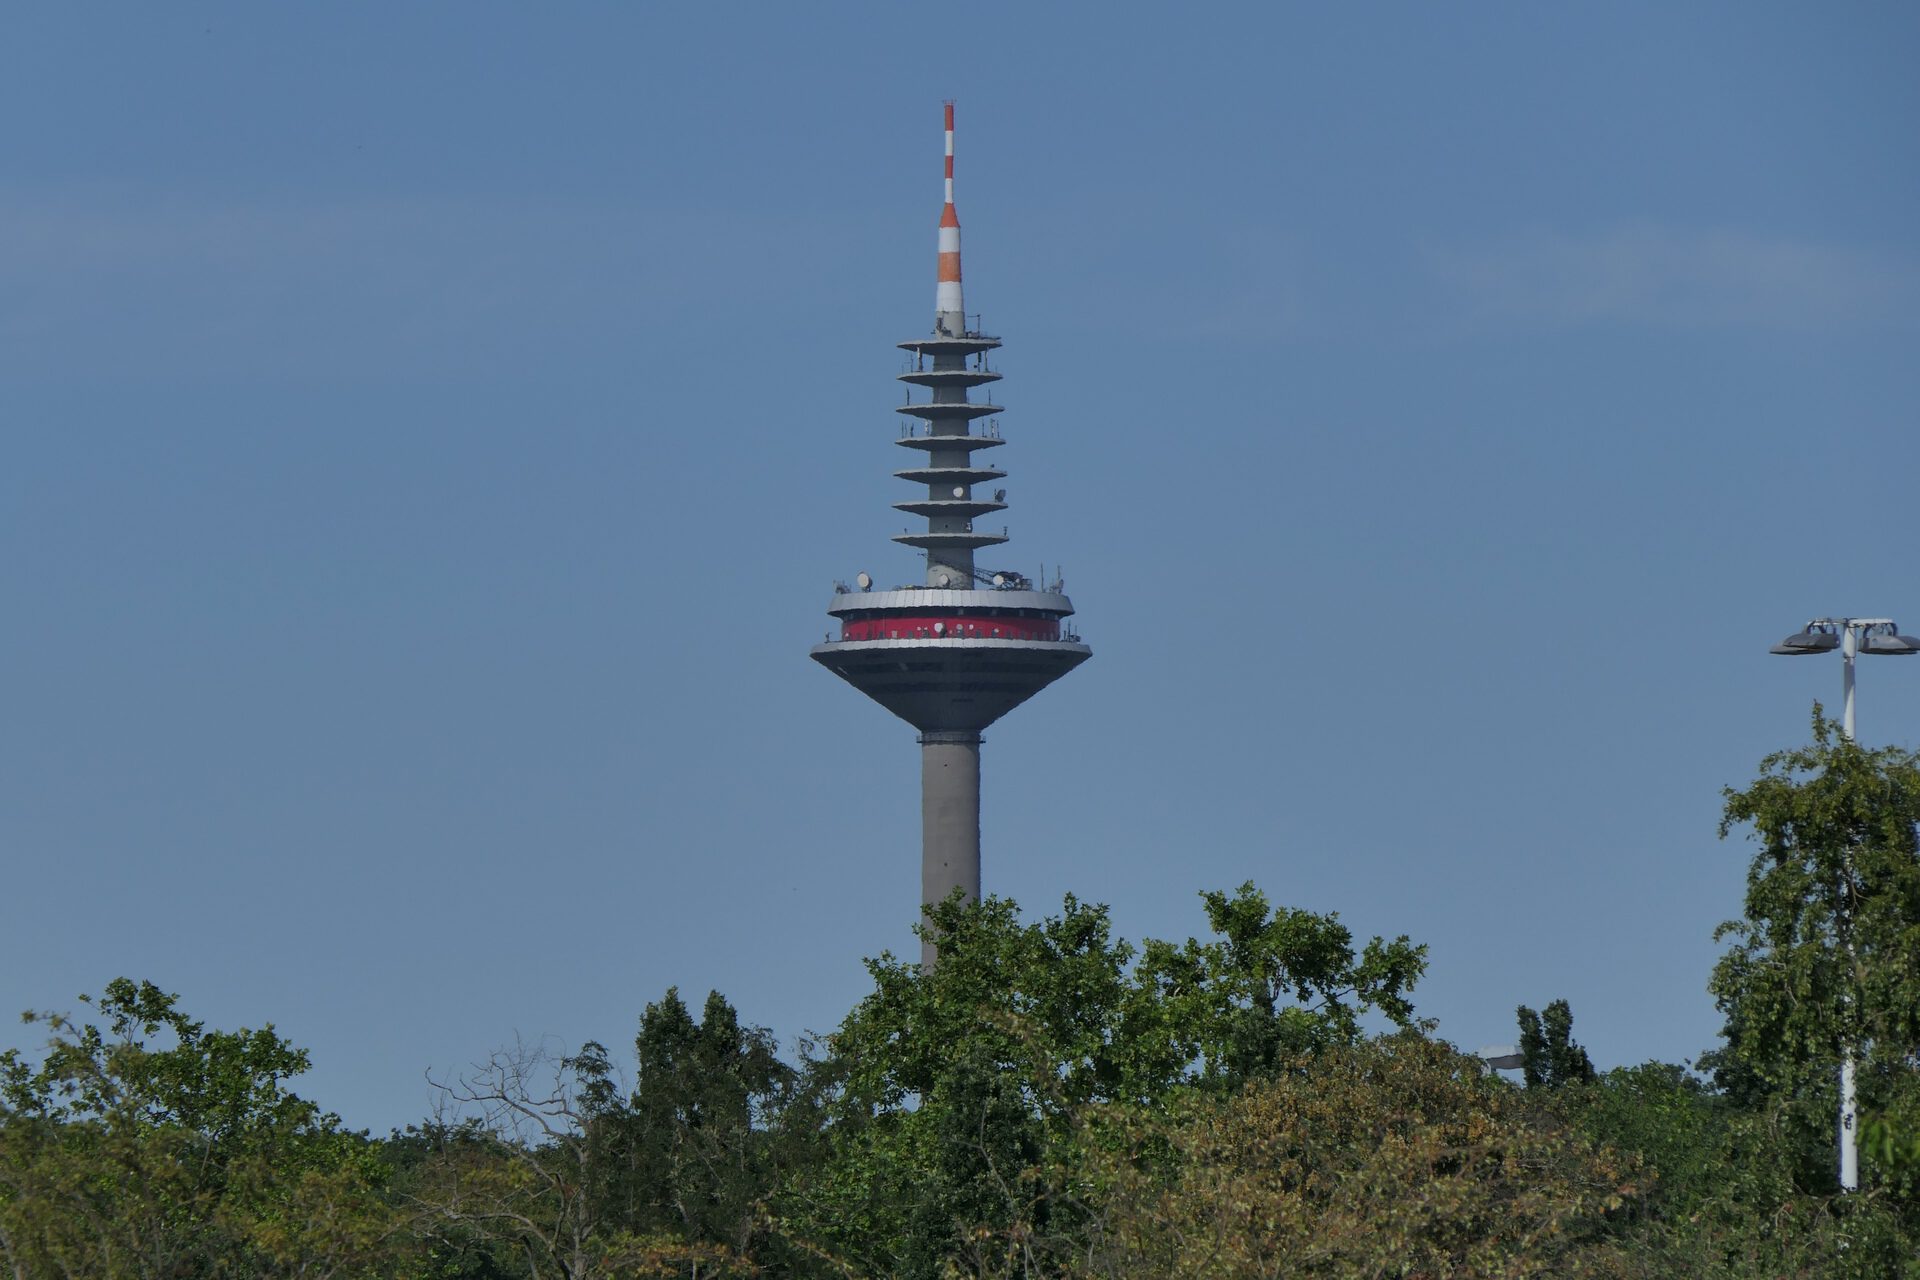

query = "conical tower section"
[810,104,1091,966]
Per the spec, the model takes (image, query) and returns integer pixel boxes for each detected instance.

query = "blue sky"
[3,3,1916,1130]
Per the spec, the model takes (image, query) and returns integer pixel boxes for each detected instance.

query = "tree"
[782,892,1139,1279]
[1517,999,1596,1089]
[0,978,401,1278]
[1064,1036,1644,1279]
[778,886,1429,1278]
[1710,709,1920,1182]
[1166,882,1428,1085]
[625,987,794,1254]
[1695,706,1920,1276]
[407,990,798,1280]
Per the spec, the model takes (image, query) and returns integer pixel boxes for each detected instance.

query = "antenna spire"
[936,101,965,337]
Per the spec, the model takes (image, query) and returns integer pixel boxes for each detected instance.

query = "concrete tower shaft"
[811,104,1090,967]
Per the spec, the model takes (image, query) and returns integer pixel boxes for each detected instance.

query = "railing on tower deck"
[919,316,994,339]
[899,420,1002,439]
[899,394,999,409]
[902,354,996,373]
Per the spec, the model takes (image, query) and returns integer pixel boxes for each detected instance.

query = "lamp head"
[1860,622,1920,656]
[1771,627,1840,655]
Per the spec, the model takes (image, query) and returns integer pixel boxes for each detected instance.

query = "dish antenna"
[951,485,966,498]
[994,488,1006,502]
[856,571,872,591]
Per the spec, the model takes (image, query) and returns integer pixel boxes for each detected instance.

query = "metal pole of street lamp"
[1769,616,1920,1193]
[1842,625,1856,741]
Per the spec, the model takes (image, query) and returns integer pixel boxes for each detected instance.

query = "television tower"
[811,103,1091,967]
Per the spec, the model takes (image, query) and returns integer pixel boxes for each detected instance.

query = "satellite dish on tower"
[951,485,965,498]
[856,571,872,591]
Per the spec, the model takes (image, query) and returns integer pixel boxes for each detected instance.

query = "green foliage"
[1615,704,1920,1278]
[779,893,1133,1277]
[778,885,1429,1277]
[1558,1062,1723,1215]
[0,978,401,1279]
[1863,1109,1920,1173]
[1517,998,1597,1088]
[404,988,805,1279]
[1709,706,1920,1201]
[1062,1036,1645,1279]
[622,986,795,1251]
[1,977,317,1140]
[10,791,1919,1279]
[1162,882,1429,1085]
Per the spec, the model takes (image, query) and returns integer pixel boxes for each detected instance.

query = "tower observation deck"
[811,104,1090,966]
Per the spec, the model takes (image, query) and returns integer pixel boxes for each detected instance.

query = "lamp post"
[1769,616,1920,1192]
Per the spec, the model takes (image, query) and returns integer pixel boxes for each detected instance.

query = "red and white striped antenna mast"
[936,100,965,337]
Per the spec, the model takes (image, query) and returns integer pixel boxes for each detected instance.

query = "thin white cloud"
[0,192,839,381]
[1429,227,1916,333]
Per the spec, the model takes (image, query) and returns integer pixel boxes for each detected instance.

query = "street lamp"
[1769,615,1919,1193]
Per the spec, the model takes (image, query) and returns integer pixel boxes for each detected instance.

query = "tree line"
[2,707,1916,1278]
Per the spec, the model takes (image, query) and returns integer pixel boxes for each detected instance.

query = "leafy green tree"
[1165,882,1428,1085]
[1555,1062,1721,1210]
[0,978,401,1278]
[779,886,1429,1278]
[1709,708,1920,1189]
[625,987,794,1253]
[382,1121,528,1279]
[782,892,1137,1278]
[1064,1036,1644,1279]
[1684,706,1920,1276]
[1517,998,1596,1089]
